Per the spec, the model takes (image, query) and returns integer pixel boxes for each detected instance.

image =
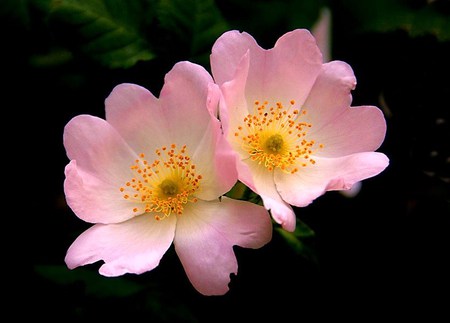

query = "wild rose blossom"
[211,29,389,232]
[63,61,272,295]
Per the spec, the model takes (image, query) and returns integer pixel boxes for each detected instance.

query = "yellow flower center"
[265,134,284,153]
[233,100,323,173]
[120,144,202,220]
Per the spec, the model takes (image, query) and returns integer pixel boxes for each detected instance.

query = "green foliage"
[225,181,262,205]
[35,264,199,321]
[157,0,229,58]
[0,0,32,26]
[341,0,450,41]
[215,0,327,43]
[35,264,145,297]
[33,0,155,68]
[275,218,318,264]
[25,0,229,68]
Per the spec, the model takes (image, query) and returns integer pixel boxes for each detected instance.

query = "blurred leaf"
[35,265,145,297]
[42,0,155,68]
[225,181,263,205]
[157,0,229,55]
[275,218,317,264]
[225,181,248,200]
[0,0,31,27]
[29,47,73,67]
[215,0,327,44]
[341,0,450,41]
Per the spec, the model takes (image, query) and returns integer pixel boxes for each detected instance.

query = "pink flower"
[63,61,272,295]
[211,29,389,232]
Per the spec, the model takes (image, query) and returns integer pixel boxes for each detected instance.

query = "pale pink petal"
[173,198,272,295]
[191,118,238,200]
[339,181,362,198]
[65,213,176,276]
[64,115,136,180]
[236,160,296,232]
[301,61,387,156]
[260,194,297,232]
[107,62,223,165]
[313,105,387,157]
[105,83,167,154]
[218,51,251,138]
[235,158,271,197]
[159,61,216,150]
[156,62,239,198]
[311,7,332,62]
[303,61,356,132]
[212,29,323,107]
[65,161,142,224]
[211,30,260,86]
[63,115,141,223]
[265,29,323,103]
[275,152,389,207]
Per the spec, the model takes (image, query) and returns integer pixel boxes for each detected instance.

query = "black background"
[5,0,449,321]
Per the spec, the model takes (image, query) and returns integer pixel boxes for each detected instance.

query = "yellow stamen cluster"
[234,100,323,173]
[120,144,201,220]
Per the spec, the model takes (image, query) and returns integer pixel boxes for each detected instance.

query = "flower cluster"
[63,29,389,295]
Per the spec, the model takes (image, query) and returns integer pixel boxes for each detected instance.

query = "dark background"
[5,0,448,321]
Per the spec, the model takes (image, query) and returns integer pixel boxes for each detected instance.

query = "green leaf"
[45,0,155,68]
[157,0,229,56]
[342,0,450,41]
[35,265,145,297]
[225,181,263,205]
[0,0,32,27]
[275,218,318,264]
[214,0,326,43]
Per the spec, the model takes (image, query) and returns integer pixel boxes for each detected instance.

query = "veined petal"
[301,61,386,156]
[64,115,137,180]
[219,51,251,138]
[192,119,238,200]
[211,30,259,86]
[303,61,356,132]
[174,198,272,295]
[260,194,297,232]
[105,83,167,154]
[313,105,387,157]
[159,61,216,150]
[275,152,389,207]
[311,7,332,63]
[158,61,240,197]
[236,160,296,232]
[63,115,140,223]
[65,214,176,276]
[107,62,222,164]
[212,29,323,107]
[65,161,141,224]
[236,158,273,197]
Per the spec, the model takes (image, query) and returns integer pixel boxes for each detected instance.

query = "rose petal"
[64,161,141,224]
[303,61,357,132]
[275,152,389,207]
[212,29,323,106]
[311,7,332,62]
[219,51,251,138]
[65,213,176,276]
[192,119,238,200]
[313,105,387,157]
[159,61,216,150]
[236,160,296,232]
[211,30,259,86]
[105,83,167,154]
[63,115,141,223]
[173,198,272,295]
[259,194,297,232]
